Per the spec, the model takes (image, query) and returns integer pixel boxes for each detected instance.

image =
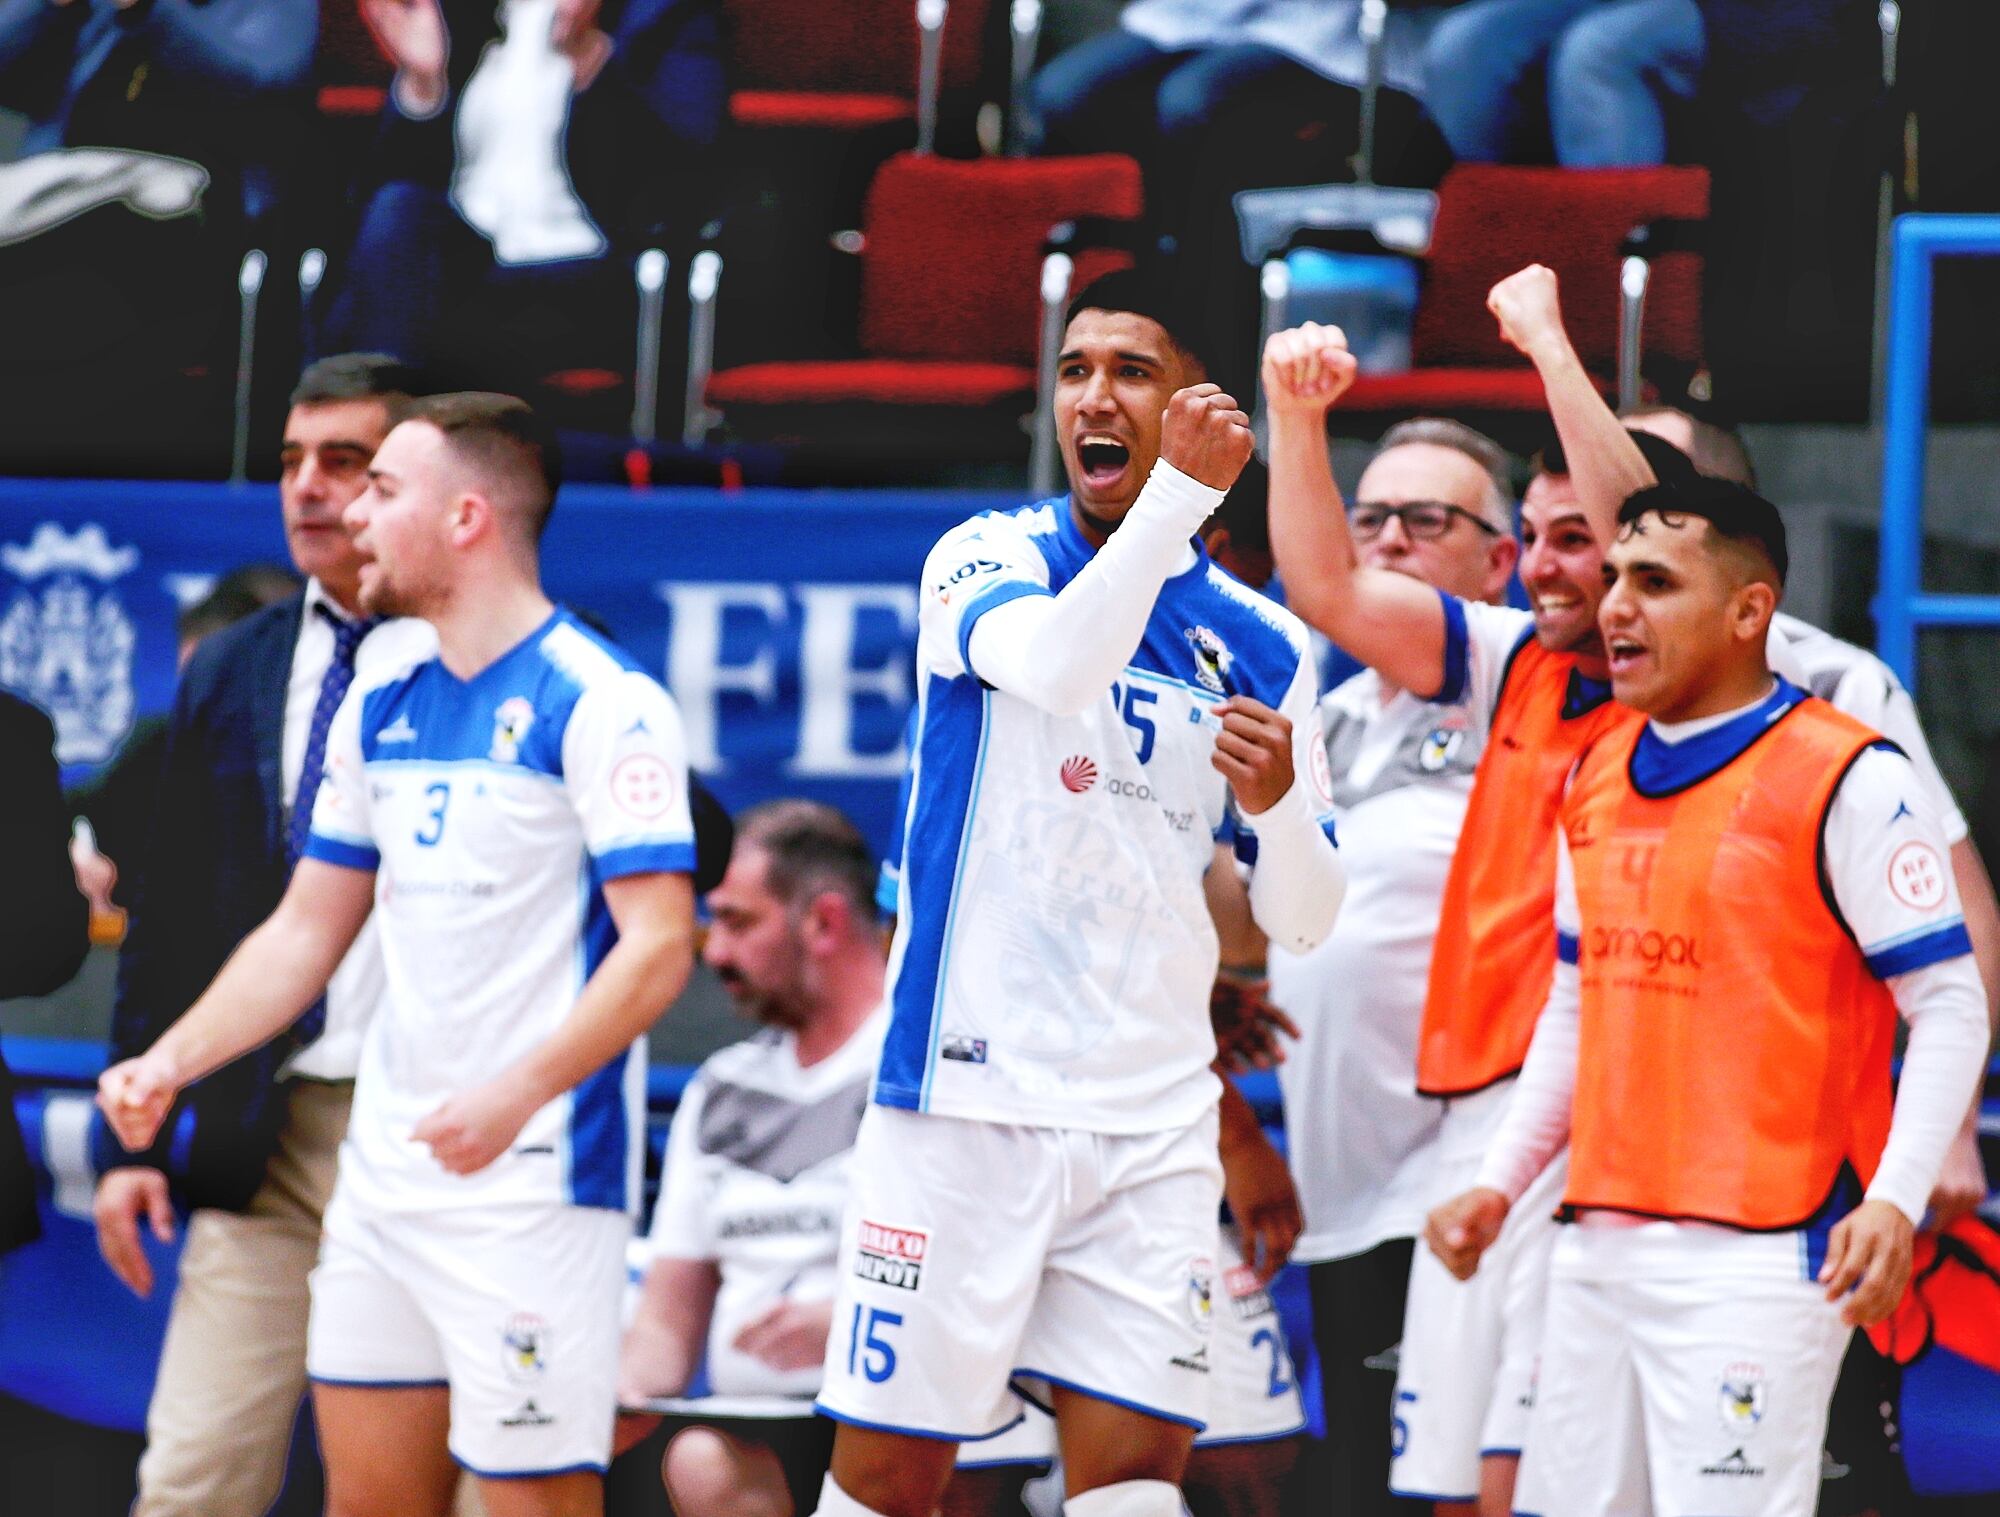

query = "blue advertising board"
[0,479,1024,852]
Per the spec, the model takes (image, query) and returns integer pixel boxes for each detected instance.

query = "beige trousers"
[132,1079,351,1517]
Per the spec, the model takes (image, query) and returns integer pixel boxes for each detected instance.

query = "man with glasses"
[1261,418,1521,1517]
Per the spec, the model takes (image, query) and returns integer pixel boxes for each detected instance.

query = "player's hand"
[412,1074,543,1176]
[96,1051,181,1155]
[612,1411,661,1456]
[1211,696,1294,815]
[1210,976,1301,1074]
[1221,1130,1302,1284]
[1260,323,1359,418]
[732,1297,835,1373]
[1424,1188,1509,1281]
[363,0,449,112]
[1820,1199,1916,1326]
[1158,383,1254,491]
[1486,265,1567,366]
[1925,1115,1989,1230]
[552,0,602,45]
[92,1167,176,1298]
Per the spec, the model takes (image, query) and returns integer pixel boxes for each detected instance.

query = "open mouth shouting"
[1074,433,1133,496]
[1606,634,1647,678]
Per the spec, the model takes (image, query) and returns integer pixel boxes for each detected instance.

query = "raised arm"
[1262,325,1453,696]
[96,859,377,1153]
[1488,264,1652,542]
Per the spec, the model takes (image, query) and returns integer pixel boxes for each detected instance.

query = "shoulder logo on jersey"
[490,696,536,763]
[933,556,1004,604]
[1059,755,1098,793]
[1185,625,1234,694]
[1419,712,1470,773]
[611,753,678,820]
[853,1219,928,1291]
[378,713,418,745]
[1186,1257,1214,1332]
[1887,840,1946,911]
[0,522,139,764]
[501,1312,551,1382]
[1716,1363,1765,1432]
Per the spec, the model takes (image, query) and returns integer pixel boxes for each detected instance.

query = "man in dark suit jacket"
[0,690,91,1255]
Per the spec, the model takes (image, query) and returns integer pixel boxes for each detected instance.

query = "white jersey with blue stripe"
[305,609,696,1216]
[881,498,1338,1133]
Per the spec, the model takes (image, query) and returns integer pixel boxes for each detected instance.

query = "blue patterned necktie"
[287,604,376,1046]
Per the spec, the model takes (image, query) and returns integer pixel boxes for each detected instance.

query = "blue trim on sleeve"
[593,839,696,879]
[1865,919,1973,979]
[1557,929,1580,966]
[1430,591,1470,705]
[303,833,380,872]
[956,579,1052,677]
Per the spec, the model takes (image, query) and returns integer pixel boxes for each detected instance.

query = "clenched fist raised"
[1158,383,1254,491]
[1261,323,1359,418]
[1487,264,1566,364]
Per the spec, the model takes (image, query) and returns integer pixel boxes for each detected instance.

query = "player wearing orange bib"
[1430,479,1988,1517]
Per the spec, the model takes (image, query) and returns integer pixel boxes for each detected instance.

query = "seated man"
[618,801,1052,1517]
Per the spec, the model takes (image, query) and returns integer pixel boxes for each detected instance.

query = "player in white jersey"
[1429,479,1990,1516]
[99,393,699,1517]
[811,271,1345,1517]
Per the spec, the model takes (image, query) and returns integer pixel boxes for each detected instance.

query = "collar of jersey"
[1561,665,1613,721]
[1047,495,1210,591]
[430,606,564,689]
[1628,676,1807,796]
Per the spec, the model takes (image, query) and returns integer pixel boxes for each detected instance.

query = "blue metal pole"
[1874,217,1934,688]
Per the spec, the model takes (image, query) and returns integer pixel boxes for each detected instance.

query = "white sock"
[1064,1479,1183,1517]
[813,1472,896,1517]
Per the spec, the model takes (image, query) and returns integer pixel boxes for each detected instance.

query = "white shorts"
[816,1105,1224,1441]
[307,1183,630,1478]
[1198,1229,1307,1447]
[1515,1232,1852,1517]
[1390,1151,1567,1503]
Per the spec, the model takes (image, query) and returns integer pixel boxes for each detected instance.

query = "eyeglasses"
[1349,501,1504,542]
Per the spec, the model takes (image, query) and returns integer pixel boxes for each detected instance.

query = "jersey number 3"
[415,782,450,847]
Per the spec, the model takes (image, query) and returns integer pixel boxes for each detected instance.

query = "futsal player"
[1429,477,1988,1516]
[99,393,698,1517]
[809,268,1346,1517]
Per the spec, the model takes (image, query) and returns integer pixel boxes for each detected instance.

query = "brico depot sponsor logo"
[1060,756,1098,793]
[1223,1262,1275,1320]
[1583,924,1703,974]
[853,1220,929,1291]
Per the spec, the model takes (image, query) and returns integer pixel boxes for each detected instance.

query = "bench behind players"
[99,394,699,1517]
[811,269,1346,1517]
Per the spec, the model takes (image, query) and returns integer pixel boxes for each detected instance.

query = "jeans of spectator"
[1424,0,1703,166]
[1029,31,1331,242]
[1307,1241,1429,1517]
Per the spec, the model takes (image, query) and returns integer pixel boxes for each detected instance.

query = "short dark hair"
[1064,267,1211,376]
[404,391,562,536]
[290,353,427,414]
[735,800,878,923]
[1538,426,1700,489]
[1209,456,1270,558]
[177,563,300,643]
[1617,477,1788,587]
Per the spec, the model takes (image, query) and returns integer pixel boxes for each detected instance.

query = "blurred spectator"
[68,564,302,919]
[0,689,91,1255]
[1423,0,1702,166]
[0,0,316,474]
[321,0,726,381]
[1030,0,1450,246]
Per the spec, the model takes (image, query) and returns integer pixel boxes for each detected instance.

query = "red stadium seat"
[723,0,989,142]
[316,0,391,118]
[692,151,1144,461]
[1339,165,1708,416]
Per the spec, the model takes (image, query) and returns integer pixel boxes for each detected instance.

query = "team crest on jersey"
[0,522,139,764]
[490,696,536,763]
[1187,1257,1215,1332]
[1419,713,1469,772]
[1185,625,1233,694]
[1717,1363,1766,1431]
[501,1312,550,1382]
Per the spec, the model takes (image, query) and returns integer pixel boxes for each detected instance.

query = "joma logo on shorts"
[1584,925,1702,973]
[855,1220,929,1291]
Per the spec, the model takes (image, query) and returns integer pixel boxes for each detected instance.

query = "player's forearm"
[1531,329,1652,545]
[1245,783,1344,954]
[1871,958,1991,1224]
[153,899,352,1087]
[510,923,694,1110]
[1474,962,1580,1202]
[1951,840,2000,1040]
[1265,410,1448,694]
[966,461,1223,716]
[621,1259,717,1398]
